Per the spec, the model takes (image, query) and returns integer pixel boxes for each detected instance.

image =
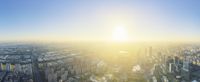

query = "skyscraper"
[181,56,190,81]
[149,46,152,56]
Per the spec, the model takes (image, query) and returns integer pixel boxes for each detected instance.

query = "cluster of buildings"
[1,43,200,82]
[42,55,100,82]
[0,44,33,82]
[147,45,200,82]
[0,43,102,82]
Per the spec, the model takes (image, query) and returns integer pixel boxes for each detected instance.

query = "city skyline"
[0,0,200,42]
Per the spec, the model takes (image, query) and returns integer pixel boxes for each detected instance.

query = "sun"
[112,26,129,42]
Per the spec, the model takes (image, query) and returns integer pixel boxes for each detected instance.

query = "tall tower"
[181,56,190,81]
[149,46,152,56]
[0,63,2,71]
[182,56,189,72]
[145,48,148,56]
[6,63,11,71]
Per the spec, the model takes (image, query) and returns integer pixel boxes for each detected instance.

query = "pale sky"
[0,0,200,42]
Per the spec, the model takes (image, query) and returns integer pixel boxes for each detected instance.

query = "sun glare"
[112,26,129,42]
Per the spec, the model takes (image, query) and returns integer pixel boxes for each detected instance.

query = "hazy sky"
[0,0,200,42]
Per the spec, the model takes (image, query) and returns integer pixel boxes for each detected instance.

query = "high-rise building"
[183,56,189,72]
[149,46,152,56]
[169,63,175,73]
[0,63,3,71]
[2,63,6,71]
[10,64,15,71]
[6,63,11,71]
[15,64,22,72]
[162,76,169,82]
[152,76,157,82]
[181,56,190,81]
